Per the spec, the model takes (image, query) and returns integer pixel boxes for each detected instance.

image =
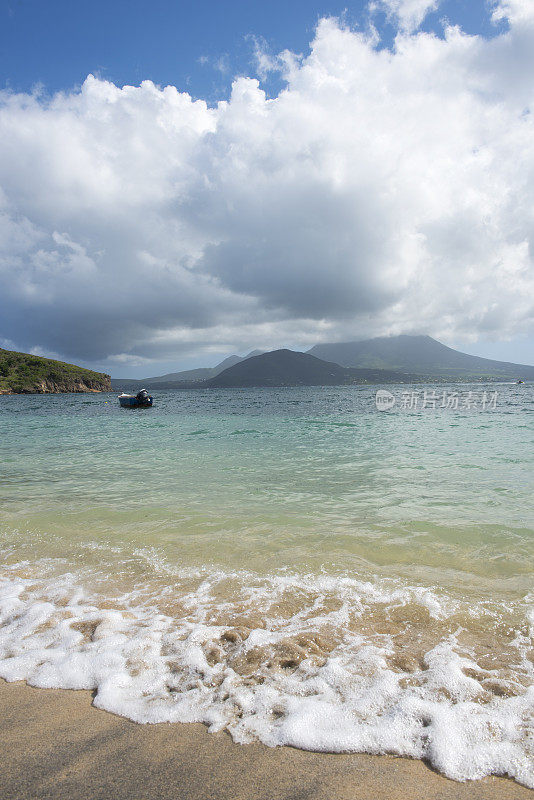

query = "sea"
[0,384,533,787]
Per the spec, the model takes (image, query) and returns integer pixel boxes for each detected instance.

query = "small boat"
[516,379,524,385]
[118,389,154,408]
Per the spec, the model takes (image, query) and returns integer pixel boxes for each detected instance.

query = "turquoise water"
[1,384,533,785]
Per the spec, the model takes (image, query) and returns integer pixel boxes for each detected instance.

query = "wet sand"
[1,679,532,800]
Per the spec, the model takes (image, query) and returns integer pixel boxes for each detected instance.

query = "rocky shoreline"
[0,378,111,395]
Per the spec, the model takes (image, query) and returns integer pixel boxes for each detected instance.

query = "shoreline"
[1,679,531,800]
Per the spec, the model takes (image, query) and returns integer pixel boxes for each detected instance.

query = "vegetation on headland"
[0,349,111,394]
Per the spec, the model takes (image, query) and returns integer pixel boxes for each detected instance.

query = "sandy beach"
[0,679,531,800]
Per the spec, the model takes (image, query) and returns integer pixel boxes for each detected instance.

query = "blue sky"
[1,0,533,376]
[1,1,504,100]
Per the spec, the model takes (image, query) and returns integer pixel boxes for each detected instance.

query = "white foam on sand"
[0,566,532,788]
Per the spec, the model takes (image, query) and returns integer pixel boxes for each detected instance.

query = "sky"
[1,0,533,377]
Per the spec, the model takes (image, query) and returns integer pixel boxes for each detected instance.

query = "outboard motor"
[136,389,150,404]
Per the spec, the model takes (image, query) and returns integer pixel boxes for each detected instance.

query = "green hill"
[0,349,111,394]
[207,349,418,387]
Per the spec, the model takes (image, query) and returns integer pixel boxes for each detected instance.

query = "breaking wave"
[1,558,532,788]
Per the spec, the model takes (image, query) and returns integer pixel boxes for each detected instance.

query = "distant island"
[112,335,534,390]
[206,349,420,387]
[0,349,111,395]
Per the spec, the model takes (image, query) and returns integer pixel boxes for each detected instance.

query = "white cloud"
[371,0,440,33]
[492,0,534,24]
[1,7,534,366]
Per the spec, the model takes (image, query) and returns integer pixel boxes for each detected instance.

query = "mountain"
[145,354,242,384]
[0,349,111,394]
[308,335,534,380]
[111,350,264,390]
[207,349,417,388]
[111,336,534,391]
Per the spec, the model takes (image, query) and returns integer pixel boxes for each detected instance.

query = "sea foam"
[0,565,532,788]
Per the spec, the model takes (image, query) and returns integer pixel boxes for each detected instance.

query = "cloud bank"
[1,1,534,367]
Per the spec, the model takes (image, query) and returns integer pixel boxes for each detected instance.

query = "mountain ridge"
[307,335,534,379]
[114,350,265,390]
[207,349,421,388]
[111,335,534,389]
